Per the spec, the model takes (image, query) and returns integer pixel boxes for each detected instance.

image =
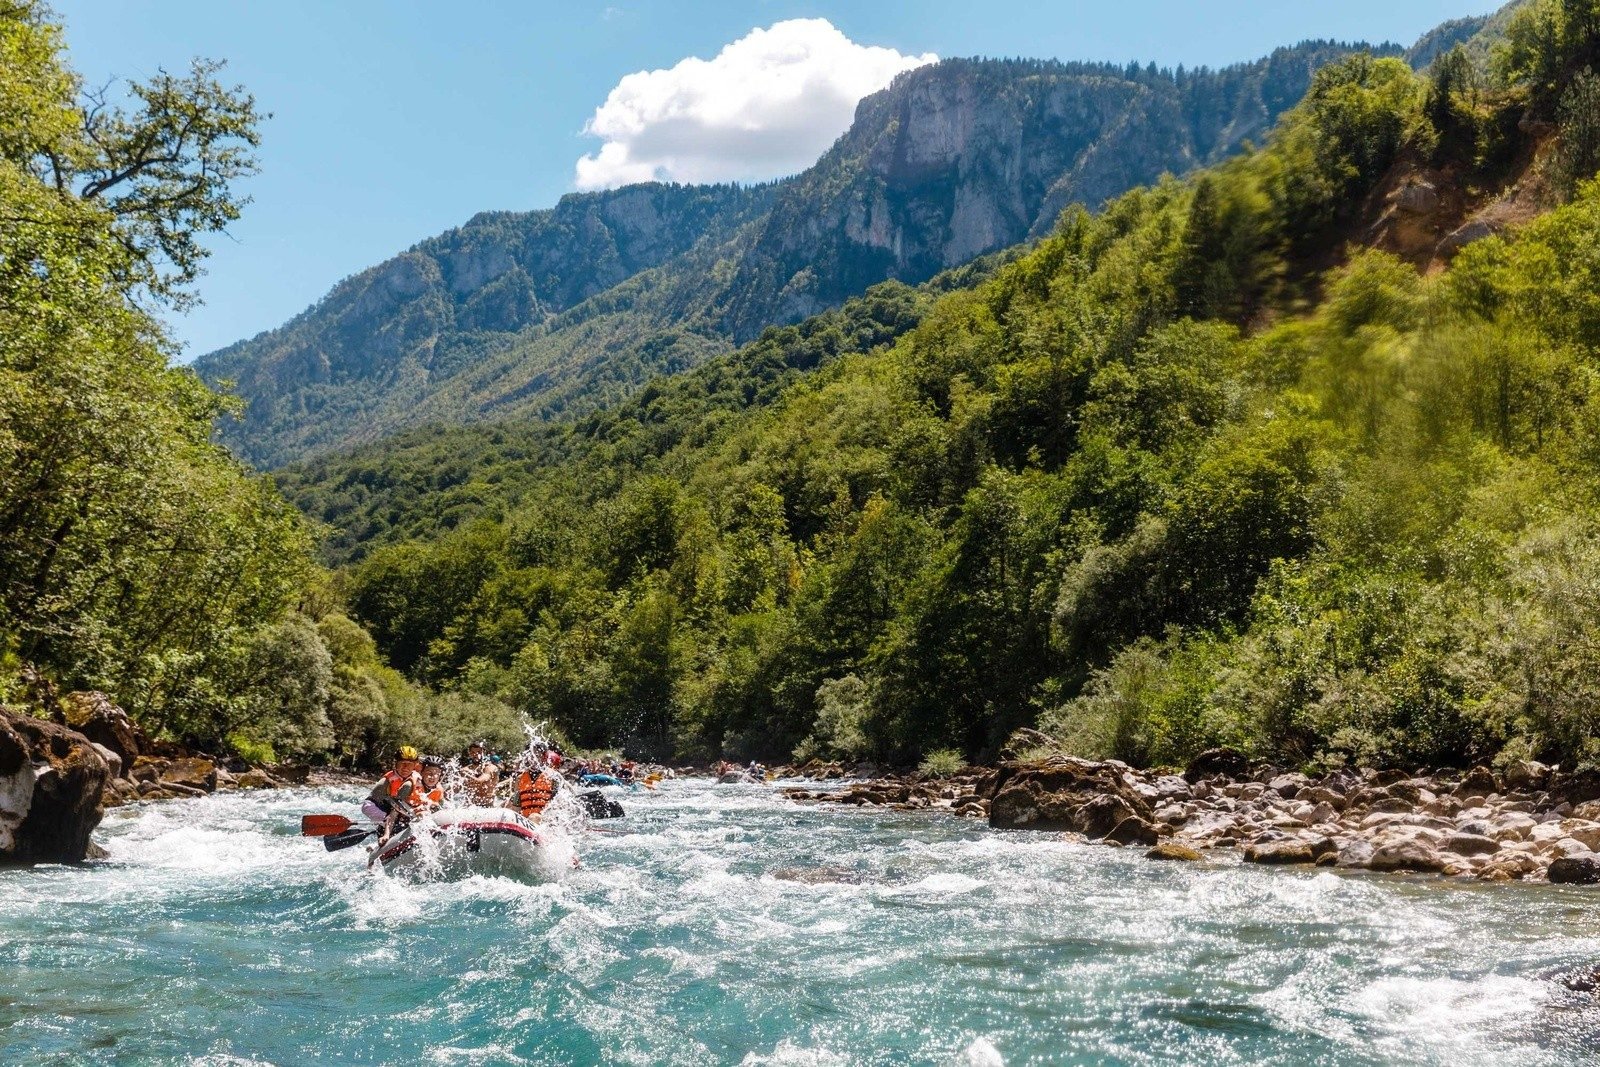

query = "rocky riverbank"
[1,691,362,865]
[779,748,1600,885]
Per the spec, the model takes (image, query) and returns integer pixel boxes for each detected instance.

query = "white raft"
[372,805,559,880]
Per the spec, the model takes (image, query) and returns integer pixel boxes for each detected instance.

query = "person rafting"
[375,756,445,853]
[459,740,500,805]
[515,746,559,820]
[362,746,421,825]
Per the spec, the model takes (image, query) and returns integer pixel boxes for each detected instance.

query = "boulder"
[1184,748,1249,784]
[1445,833,1501,856]
[1243,840,1315,865]
[1104,815,1159,846]
[0,706,110,865]
[1336,839,1376,868]
[988,756,1153,834]
[1453,766,1498,797]
[160,757,217,793]
[269,764,311,785]
[1548,856,1600,885]
[1437,218,1498,257]
[1502,760,1550,791]
[1369,837,1448,873]
[1395,180,1439,215]
[1144,841,1200,862]
[61,692,143,771]
[1267,773,1309,800]
[89,742,122,781]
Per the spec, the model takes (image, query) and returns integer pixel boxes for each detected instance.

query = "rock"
[0,706,111,865]
[1104,815,1159,846]
[1503,760,1550,791]
[160,757,217,793]
[1146,842,1203,861]
[1369,837,1448,874]
[1559,965,1600,992]
[1395,180,1439,215]
[1548,856,1600,885]
[1185,748,1250,783]
[61,692,143,772]
[269,763,310,785]
[88,742,122,781]
[129,756,166,783]
[1267,773,1308,800]
[1437,218,1498,257]
[102,777,139,807]
[1454,766,1498,797]
[1445,833,1501,856]
[1336,839,1376,868]
[1244,841,1315,865]
[1080,795,1145,839]
[1481,850,1541,881]
[988,756,1152,834]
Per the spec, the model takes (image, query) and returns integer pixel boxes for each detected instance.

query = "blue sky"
[50,1,1503,359]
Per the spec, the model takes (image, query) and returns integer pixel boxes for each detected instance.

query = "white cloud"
[574,18,936,190]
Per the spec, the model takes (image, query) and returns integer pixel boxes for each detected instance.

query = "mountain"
[199,39,1433,469]
[199,183,774,466]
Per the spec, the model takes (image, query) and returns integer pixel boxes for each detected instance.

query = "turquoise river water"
[3,779,1600,1065]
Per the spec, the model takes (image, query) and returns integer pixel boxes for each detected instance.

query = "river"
[2,779,1598,1065]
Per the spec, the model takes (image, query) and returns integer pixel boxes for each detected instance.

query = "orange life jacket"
[382,770,409,797]
[518,771,555,817]
[408,782,444,815]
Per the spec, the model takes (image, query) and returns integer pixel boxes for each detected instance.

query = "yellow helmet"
[396,745,420,761]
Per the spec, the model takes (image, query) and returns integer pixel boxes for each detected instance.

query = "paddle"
[301,813,355,837]
[324,826,378,851]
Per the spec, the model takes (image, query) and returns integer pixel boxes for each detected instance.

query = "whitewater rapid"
[3,779,1599,1064]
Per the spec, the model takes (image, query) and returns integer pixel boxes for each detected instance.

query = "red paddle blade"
[301,813,354,837]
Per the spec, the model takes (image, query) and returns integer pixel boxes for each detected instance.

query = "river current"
[3,778,1599,1065]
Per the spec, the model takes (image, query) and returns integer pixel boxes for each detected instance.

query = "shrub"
[918,748,965,777]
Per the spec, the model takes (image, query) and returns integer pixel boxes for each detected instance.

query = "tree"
[3,1,262,307]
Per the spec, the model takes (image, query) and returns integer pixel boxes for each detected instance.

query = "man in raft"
[362,746,421,825]
[515,744,559,821]
[459,740,500,806]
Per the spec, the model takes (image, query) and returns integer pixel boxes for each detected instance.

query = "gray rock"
[1370,838,1448,873]
[1445,833,1501,856]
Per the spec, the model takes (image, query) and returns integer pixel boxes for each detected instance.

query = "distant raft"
[371,806,560,881]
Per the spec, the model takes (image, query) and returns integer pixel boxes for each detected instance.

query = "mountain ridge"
[201,32,1476,469]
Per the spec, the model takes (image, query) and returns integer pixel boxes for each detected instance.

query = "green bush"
[918,749,965,778]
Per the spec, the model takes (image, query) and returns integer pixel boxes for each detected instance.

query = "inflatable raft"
[372,806,557,880]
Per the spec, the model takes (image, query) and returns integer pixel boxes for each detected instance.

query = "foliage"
[917,749,965,778]
[0,3,518,769]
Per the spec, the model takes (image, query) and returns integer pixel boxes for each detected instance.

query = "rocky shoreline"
[1,692,364,865]
[778,748,1600,886]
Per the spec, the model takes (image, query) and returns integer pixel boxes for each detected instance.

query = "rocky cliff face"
[199,183,772,467]
[202,39,1436,469]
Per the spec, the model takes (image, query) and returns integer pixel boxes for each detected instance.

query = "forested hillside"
[282,0,1600,775]
[201,37,1435,468]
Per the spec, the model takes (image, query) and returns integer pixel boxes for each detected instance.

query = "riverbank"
[777,749,1600,886]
